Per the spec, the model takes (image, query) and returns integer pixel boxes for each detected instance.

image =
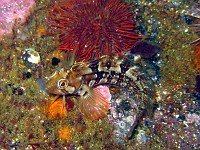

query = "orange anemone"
[45,98,67,120]
[58,126,72,142]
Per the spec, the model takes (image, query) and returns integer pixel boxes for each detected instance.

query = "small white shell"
[22,48,40,64]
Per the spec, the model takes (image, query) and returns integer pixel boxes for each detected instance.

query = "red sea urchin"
[49,0,141,61]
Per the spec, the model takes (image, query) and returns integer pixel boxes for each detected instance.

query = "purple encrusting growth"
[131,41,159,58]
[0,0,35,40]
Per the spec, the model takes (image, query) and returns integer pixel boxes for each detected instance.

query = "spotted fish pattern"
[46,54,154,109]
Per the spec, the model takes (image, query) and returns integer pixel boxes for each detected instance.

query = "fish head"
[46,68,79,95]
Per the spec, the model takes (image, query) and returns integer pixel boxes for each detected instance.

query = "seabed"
[0,0,199,149]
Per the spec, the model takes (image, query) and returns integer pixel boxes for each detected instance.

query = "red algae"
[49,0,141,61]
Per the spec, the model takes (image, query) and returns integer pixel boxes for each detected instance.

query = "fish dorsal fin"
[64,49,77,69]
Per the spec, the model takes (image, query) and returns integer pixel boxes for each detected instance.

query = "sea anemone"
[46,98,67,120]
[49,0,141,61]
[45,96,75,120]
[58,126,72,142]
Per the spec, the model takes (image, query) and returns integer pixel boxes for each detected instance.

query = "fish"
[46,54,155,120]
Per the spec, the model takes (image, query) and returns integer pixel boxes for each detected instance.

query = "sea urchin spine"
[49,0,141,61]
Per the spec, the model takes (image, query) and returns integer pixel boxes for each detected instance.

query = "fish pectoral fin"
[79,86,111,120]
[61,95,67,115]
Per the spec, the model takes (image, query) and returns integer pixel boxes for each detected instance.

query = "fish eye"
[57,79,68,89]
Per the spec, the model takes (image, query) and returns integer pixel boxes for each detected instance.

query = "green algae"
[0,0,199,149]
[127,0,198,90]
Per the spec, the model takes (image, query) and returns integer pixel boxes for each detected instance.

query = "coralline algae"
[0,0,35,40]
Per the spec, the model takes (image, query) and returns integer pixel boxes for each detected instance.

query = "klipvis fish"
[46,54,154,120]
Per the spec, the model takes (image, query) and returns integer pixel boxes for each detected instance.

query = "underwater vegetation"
[0,0,199,149]
[49,0,141,61]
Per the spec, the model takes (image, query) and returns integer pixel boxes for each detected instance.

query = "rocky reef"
[0,0,199,149]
